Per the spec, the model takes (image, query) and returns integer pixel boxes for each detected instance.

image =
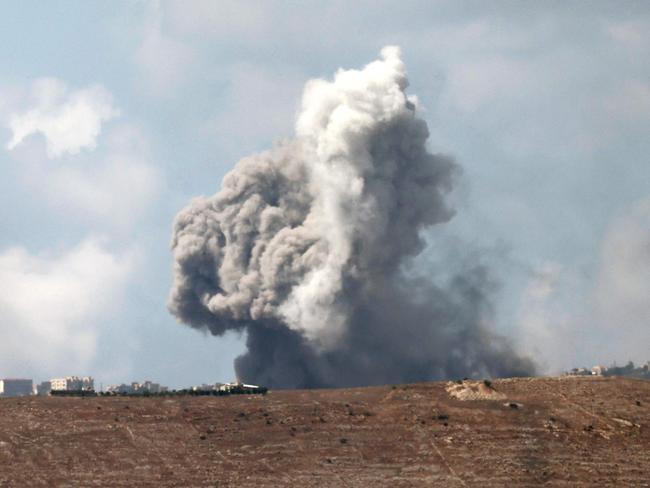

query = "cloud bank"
[0,239,131,376]
[1,77,160,381]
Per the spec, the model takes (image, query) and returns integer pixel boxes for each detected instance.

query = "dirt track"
[0,376,649,487]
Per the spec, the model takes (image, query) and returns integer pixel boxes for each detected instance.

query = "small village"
[0,376,267,398]
[3,360,650,399]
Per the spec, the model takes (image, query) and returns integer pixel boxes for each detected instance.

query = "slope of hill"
[1,376,649,487]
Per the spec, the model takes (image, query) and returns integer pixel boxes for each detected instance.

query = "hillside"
[1,376,649,487]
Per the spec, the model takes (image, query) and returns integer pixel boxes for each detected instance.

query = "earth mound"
[445,379,507,401]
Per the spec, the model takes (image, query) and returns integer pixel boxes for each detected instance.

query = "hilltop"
[0,376,649,487]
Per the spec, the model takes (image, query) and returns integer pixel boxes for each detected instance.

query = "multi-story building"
[139,381,165,394]
[105,383,132,394]
[193,383,217,392]
[50,376,94,392]
[0,378,33,397]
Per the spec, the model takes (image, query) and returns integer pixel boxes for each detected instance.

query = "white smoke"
[168,47,534,387]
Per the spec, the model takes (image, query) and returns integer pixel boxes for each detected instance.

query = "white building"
[0,378,33,397]
[50,376,94,391]
[105,383,132,394]
[139,380,166,394]
[591,365,608,376]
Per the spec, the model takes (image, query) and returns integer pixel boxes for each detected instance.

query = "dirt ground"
[0,376,649,487]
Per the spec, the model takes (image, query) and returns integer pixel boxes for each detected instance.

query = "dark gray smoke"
[168,47,535,388]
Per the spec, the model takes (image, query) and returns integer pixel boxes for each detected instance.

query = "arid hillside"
[0,376,649,487]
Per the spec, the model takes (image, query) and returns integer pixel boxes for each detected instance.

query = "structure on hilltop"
[50,376,94,392]
[106,381,168,395]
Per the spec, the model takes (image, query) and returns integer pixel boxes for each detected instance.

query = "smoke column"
[169,47,535,388]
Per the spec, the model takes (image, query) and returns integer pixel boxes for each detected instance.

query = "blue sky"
[1,1,649,388]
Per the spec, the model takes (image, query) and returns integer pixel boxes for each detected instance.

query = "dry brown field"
[0,376,649,487]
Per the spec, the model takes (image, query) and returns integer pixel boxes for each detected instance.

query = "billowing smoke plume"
[169,47,535,388]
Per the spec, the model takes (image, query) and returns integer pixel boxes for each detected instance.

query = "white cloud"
[203,63,304,160]
[607,21,649,50]
[2,77,162,230]
[6,78,119,158]
[7,119,163,231]
[0,239,132,377]
[166,0,271,41]
[134,1,196,96]
[444,56,531,113]
[46,154,161,231]
[41,124,163,231]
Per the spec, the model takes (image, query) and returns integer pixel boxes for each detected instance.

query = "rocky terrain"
[0,376,649,487]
